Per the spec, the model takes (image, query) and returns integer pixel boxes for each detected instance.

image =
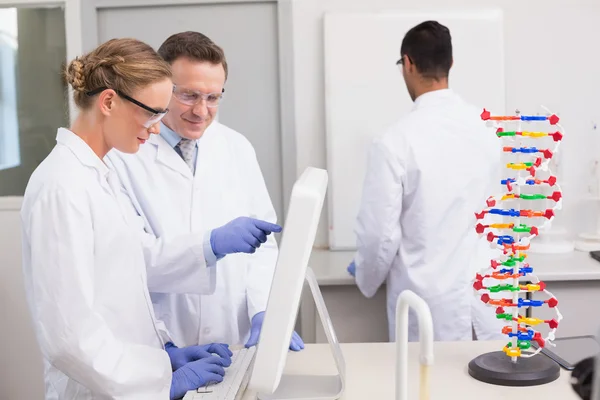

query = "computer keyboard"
[183,347,256,400]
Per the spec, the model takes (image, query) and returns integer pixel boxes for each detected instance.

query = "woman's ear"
[98,89,117,116]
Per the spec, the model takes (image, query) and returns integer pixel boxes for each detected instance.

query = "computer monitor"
[246,167,345,400]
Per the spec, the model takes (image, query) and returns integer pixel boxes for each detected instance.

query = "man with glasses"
[106,31,304,351]
[347,21,504,342]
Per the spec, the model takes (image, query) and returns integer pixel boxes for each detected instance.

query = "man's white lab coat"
[21,128,172,399]
[106,121,278,346]
[354,89,504,342]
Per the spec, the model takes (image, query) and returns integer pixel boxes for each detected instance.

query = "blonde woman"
[20,38,229,399]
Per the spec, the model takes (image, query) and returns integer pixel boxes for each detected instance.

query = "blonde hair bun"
[66,57,86,93]
[64,38,171,109]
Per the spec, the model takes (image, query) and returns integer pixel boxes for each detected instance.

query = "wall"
[292,0,600,248]
[0,197,44,399]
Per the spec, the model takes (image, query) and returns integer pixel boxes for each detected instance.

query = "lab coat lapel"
[57,128,114,196]
[194,124,217,183]
[148,134,193,180]
[56,129,134,228]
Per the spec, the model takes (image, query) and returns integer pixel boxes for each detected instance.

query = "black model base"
[468,351,560,386]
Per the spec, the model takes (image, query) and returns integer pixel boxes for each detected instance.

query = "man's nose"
[191,100,209,118]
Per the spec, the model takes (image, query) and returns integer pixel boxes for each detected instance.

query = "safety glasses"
[172,85,225,108]
[86,87,170,128]
[395,54,412,67]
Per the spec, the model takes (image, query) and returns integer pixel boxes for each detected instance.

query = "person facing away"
[347,21,504,342]
[105,31,304,351]
[20,38,236,400]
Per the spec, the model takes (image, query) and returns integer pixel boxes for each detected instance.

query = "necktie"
[177,138,196,174]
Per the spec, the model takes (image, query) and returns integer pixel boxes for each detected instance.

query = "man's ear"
[406,56,417,74]
[98,89,117,117]
[405,54,418,73]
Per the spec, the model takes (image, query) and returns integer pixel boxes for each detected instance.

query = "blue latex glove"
[211,217,282,258]
[347,261,356,277]
[169,356,226,400]
[165,342,232,371]
[244,311,305,351]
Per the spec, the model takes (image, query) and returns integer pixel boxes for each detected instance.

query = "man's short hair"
[157,31,228,79]
[400,21,452,80]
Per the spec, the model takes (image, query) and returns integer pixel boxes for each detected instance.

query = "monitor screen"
[246,167,328,395]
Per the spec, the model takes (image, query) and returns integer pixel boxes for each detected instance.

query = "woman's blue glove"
[165,342,232,371]
[170,356,226,400]
[244,311,305,351]
[210,217,282,257]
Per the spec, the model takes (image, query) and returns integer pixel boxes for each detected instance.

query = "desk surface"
[309,249,600,285]
[243,341,580,400]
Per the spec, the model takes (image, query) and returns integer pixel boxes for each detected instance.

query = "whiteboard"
[324,9,505,250]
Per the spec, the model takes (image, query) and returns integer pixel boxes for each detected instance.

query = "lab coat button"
[203,328,211,335]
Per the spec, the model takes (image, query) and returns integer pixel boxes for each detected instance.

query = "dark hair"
[157,31,228,80]
[65,38,171,109]
[400,21,452,80]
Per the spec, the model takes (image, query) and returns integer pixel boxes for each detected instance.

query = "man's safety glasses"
[86,87,170,128]
[172,85,225,108]
[396,54,412,68]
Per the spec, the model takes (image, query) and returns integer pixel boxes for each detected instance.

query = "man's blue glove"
[288,331,305,351]
[347,261,356,277]
[169,356,226,400]
[211,217,282,258]
[165,342,232,371]
[244,311,305,351]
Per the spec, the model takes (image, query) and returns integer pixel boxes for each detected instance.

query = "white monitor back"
[324,9,505,249]
[247,167,328,394]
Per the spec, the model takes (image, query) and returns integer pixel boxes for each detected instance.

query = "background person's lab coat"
[106,121,278,347]
[353,89,504,342]
[21,128,173,399]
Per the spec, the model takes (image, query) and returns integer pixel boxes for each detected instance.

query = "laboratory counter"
[241,341,580,400]
[299,249,600,343]
[308,249,600,285]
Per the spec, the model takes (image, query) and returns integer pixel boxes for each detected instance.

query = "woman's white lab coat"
[354,89,504,342]
[20,128,172,399]
[106,121,278,347]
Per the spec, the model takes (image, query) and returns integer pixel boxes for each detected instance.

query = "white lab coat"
[106,121,278,347]
[354,89,505,342]
[20,128,172,399]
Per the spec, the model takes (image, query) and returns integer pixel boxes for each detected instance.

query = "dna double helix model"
[473,108,564,359]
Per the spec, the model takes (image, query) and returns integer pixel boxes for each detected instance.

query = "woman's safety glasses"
[86,87,169,128]
[172,85,224,108]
